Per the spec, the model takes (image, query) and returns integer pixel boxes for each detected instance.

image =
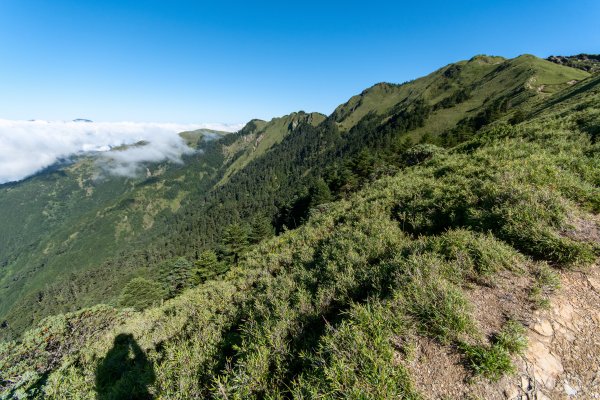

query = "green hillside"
[331,54,588,133]
[218,111,326,184]
[0,54,592,341]
[1,58,598,398]
[0,132,231,336]
[178,128,228,148]
[0,55,598,399]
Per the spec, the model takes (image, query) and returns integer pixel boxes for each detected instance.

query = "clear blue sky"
[0,0,598,124]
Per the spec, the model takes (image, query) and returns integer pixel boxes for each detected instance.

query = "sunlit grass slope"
[1,66,598,399]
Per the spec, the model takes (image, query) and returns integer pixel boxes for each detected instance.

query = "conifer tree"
[250,216,275,244]
[193,249,227,284]
[223,224,250,263]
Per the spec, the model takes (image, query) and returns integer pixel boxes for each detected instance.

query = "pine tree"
[222,224,250,263]
[250,216,275,244]
[193,250,227,284]
[308,177,332,209]
[158,257,194,297]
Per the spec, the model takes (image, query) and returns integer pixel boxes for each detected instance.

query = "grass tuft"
[459,342,514,381]
[529,262,561,309]
[493,320,527,354]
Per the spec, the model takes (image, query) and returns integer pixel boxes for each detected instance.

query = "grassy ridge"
[332,54,588,133]
[0,54,593,340]
[1,66,598,398]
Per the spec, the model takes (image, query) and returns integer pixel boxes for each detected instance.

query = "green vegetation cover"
[1,55,598,399]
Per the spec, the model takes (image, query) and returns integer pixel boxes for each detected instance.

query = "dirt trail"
[402,215,600,399]
[510,264,600,399]
[404,264,600,400]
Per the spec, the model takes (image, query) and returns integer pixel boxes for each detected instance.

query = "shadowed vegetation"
[96,334,155,400]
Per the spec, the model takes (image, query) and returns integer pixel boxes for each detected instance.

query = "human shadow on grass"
[95,333,155,400]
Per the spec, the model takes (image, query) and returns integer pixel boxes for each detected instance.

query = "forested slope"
[0,56,596,360]
[0,129,232,337]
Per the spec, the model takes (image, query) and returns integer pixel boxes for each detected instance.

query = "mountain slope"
[331,54,588,133]
[218,111,326,184]
[0,132,231,335]
[1,63,598,399]
[0,54,593,342]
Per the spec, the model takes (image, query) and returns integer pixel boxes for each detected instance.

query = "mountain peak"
[467,54,505,64]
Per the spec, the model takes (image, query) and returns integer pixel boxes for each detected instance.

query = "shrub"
[401,144,444,166]
[119,277,166,311]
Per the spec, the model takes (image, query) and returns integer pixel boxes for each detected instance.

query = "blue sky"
[0,0,598,124]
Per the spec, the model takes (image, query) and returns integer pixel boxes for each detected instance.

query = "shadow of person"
[95,333,155,400]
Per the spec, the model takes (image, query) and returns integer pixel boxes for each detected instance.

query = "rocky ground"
[404,264,600,400]
[513,265,600,399]
[404,215,600,399]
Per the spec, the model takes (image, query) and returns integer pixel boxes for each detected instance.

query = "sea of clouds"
[0,119,243,184]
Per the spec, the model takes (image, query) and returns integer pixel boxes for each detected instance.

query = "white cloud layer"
[0,119,243,184]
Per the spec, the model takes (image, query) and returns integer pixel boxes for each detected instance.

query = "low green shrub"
[429,229,524,281]
[290,301,421,399]
[119,277,166,311]
[397,261,474,342]
[493,320,527,354]
[459,342,514,381]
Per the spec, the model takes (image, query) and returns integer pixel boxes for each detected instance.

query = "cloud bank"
[0,119,243,184]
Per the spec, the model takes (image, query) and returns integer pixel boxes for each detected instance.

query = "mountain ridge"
[0,55,597,397]
[1,52,598,397]
[0,54,591,339]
